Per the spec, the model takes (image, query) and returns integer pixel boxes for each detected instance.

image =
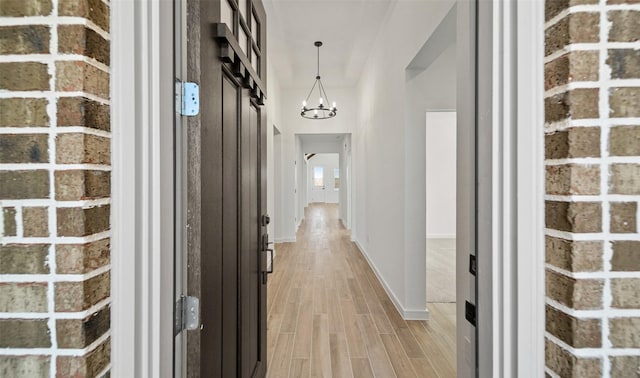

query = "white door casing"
[460,0,545,376]
[111,0,175,376]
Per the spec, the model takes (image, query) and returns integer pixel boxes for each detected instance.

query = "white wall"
[426,112,457,238]
[266,59,283,242]
[353,0,456,319]
[272,127,282,239]
[295,135,303,233]
[339,134,352,228]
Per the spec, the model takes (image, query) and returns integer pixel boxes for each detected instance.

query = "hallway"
[267,204,456,377]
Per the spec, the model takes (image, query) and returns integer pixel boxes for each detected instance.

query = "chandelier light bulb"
[319,97,323,104]
[302,100,307,107]
[332,102,336,109]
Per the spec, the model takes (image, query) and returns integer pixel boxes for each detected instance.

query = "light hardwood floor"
[426,238,456,303]
[267,204,456,377]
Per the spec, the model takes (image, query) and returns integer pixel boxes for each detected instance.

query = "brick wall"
[0,0,111,376]
[544,0,640,377]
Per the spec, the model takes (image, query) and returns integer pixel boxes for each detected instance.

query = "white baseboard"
[403,309,429,320]
[353,240,429,321]
[426,234,456,239]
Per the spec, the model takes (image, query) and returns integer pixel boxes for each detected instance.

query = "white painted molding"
[111,0,174,376]
[110,0,136,375]
[353,240,429,321]
[515,0,545,376]
[403,309,430,321]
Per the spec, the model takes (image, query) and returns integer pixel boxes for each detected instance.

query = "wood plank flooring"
[267,204,456,377]
[426,239,456,303]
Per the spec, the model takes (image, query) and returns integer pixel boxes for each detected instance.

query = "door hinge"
[174,295,200,336]
[176,81,200,116]
[465,301,476,327]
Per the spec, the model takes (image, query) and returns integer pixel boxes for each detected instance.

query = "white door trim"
[475,0,545,376]
[111,0,175,376]
[514,0,545,375]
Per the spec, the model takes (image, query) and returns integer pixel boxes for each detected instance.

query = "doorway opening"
[425,111,457,305]
[307,153,339,204]
[294,134,352,234]
[404,3,460,374]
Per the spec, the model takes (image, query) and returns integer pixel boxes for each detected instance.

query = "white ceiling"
[263,0,394,88]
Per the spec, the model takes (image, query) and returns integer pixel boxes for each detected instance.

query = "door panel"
[184,0,268,376]
[239,99,261,377]
[221,74,239,378]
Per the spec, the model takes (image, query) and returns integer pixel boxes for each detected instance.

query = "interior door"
[310,166,326,203]
[185,0,268,376]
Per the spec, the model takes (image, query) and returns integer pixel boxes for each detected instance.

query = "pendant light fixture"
[300,41,337,119]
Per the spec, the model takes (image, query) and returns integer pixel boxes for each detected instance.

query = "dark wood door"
[186,0,268,376]
[238,97,266,378]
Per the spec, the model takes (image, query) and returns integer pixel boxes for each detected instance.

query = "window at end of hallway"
[314,166,323,186]
[334,168,340,190]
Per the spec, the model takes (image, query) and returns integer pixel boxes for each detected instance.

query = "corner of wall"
[0,0,112,375]
[544,1,640,376]
[353,239,429,321]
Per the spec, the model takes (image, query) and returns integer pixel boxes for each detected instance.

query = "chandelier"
[300,41,337,119]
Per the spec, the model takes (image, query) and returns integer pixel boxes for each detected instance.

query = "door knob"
[261,214,270,226]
